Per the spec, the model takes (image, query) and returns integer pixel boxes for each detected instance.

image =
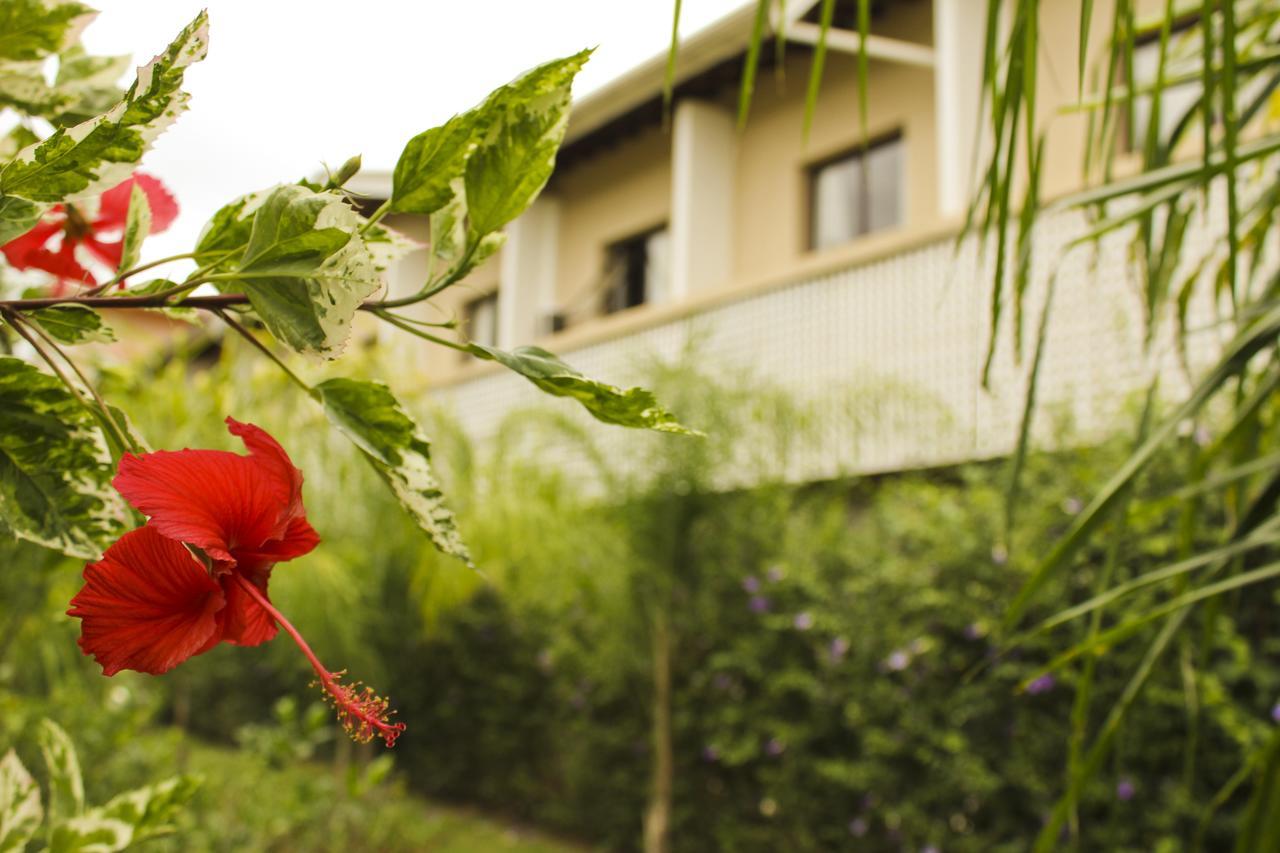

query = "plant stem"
[84,251,203,295]
[375,309,471,353]
[358,199,392,235]
[213,309,313,395]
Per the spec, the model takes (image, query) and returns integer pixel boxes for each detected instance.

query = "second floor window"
[809,135,904,251]
[604,226,669,314]
[463,292,499,348]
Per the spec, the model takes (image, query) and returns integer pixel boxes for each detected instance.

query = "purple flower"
[1194,425,1212,447]
[702,745,719,763]
[742,576,761,593]
[848,818,868,837]
[1062,497,1084,515]
[885,650,911,671]
[749,595,771,614]
[1116,778,1136,801]
[1026,674,1056,695]
[1271,702,1280,724]
[767,565,785,583]
[922,846,941,853]
[713,673,734,691]
[829,636,851,662]
[991,544,1009,565]
[963,622,985,640]
[793,611,814,631]
[765,738,786,756]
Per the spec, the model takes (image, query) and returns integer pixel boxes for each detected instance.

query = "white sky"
[80,0,746,261]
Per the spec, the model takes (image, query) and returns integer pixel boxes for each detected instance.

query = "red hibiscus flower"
[2,173,178,293]
[68,417,406,747]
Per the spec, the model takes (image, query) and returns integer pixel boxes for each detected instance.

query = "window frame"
[601,223,669,316]
[805,130,906,253]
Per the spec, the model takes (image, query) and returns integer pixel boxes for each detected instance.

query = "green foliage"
[0,357,128,559]
[0,10,207,202]
[469,344,700,435]
[0,1,92,63]
[0,720,197,853]
[314,377,471,566]
[26,307,113,346]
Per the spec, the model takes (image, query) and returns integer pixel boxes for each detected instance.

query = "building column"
[932,0,985,218]
[669,99,736,302]
[497,195,560,348]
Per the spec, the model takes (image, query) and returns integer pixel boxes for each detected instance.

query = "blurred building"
[363,0,1222,478]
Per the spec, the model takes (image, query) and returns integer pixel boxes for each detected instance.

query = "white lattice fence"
[430,209,1229,483]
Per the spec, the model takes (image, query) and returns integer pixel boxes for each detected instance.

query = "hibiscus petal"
[68,525,226,676]
[82,236,123,268]
[22,240,96,287]
[225,417,305,525]
[95,174,179,235]
[113,448,286,562]
[234,515,321,568]
[215,571,279,647]
[1,216,63,267]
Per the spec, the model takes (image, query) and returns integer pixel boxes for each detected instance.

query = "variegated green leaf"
[391,111,477,216]
[98,776,198,844]
[468,343,700,435]
[51,44,130,126]
[37,720,83,823]
[0,10,208,202]
[0,61,71,115]
[0,194,46,245]
[463,50,589,237]
[0,750,42,853]
[28,305,114,345]
[0,357,131,559]
[114,182,150,273]
[47,814,132,853]
[0,0,94,62]
[221,185,379,359]
[315,377,472,566]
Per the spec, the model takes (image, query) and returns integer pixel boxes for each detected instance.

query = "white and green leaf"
[0,0,95,62]
[0,194,46,245]
[221,184,380,359]
[315,377,472,566]
[98,776,198,844]
[0,750,42,853]
[37,720,84,823]
[468,343,700,435]
[0,10,208,202]
[463,50,589,237]
[0,357,131,559]
[47,814,132,853]
[114,182,150,273]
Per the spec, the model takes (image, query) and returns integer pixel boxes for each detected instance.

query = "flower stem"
[229,573,405,747]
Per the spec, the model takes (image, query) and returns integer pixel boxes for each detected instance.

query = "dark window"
[604,227,669,314]
[809,135,904,251]
[463,292,498,348]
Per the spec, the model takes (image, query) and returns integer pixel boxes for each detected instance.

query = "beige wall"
[551,123,672,320]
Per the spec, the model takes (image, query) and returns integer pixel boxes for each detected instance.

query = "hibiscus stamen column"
[231,573,406,747]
